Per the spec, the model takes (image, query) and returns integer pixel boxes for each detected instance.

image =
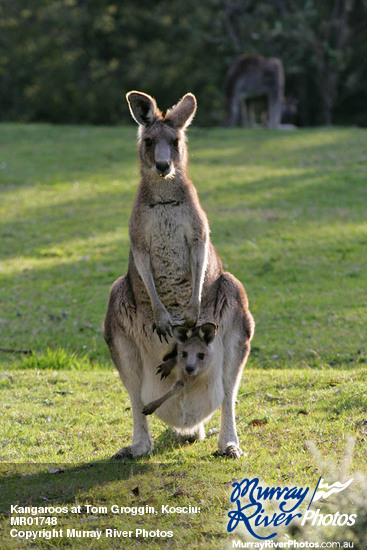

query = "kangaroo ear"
[126,91,158,126]
[172,325,193,344]
[198,323,217,345]
[165,93,197,129]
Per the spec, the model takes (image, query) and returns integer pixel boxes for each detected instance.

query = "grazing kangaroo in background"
[225,54,285,128]
[142,323,218,416]
[104,91,254,459]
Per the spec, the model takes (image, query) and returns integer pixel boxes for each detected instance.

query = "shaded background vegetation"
[1,0,367,127]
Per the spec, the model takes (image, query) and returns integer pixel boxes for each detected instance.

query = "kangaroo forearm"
[132,247,165,312]
[190,240,209,304]
[143,380,184,415]
[159,380,185,405]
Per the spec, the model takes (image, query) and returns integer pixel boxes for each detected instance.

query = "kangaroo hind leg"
[215,273,254,458]
[109,332,153,459]
[104,277,153,460]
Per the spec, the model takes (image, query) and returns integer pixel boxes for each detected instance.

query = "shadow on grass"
[2,165,366,265]
[0,459,154,514]
[0,424,224,516]
[0,431,216,516]
[0,124,138,190]
[0,188,134,261]
[191,126,362,165]
[1,125,366,369]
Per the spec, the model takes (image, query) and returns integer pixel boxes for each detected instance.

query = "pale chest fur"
[143,202,193,306]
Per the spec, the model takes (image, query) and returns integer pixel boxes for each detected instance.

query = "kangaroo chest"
[144,202,192,305]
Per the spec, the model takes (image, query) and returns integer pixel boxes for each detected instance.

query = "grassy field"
[0,123,366,548]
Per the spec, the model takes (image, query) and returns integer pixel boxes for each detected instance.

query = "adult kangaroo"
[104,91,254,459]
[225,54,285,128]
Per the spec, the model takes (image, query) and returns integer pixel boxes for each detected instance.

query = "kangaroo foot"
[176,423,205,443]
[214,444,243,459]
[224,444,243,458]
[111,441,152,460]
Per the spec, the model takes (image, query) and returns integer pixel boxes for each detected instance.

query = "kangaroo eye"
[197,353,205,360]
[172,138,179,147]
[144,138,153,147]
[182,351,188,358]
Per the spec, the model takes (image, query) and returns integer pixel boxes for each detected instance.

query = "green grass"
[0,123,366,548]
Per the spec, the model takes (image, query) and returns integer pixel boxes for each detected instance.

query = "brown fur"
[225,54,285,128]
[104,91,254,460]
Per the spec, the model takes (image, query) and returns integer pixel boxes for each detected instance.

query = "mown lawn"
[0,123,366,548]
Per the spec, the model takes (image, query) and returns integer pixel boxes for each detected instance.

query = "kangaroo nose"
[185,365,195,375]
[156,161,170,175]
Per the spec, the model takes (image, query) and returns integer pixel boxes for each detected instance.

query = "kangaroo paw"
[156,358,175,379]
[142,403,156,416]
[152,309,173,343]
